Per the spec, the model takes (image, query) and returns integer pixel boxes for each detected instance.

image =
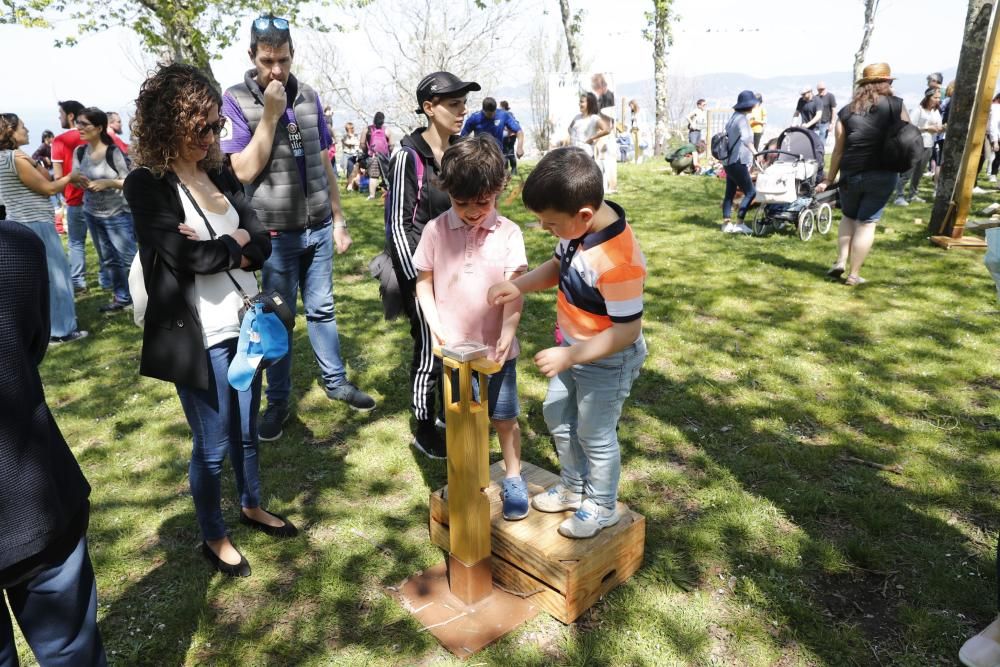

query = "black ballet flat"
[239,509,299,538]
[200,541,251,577]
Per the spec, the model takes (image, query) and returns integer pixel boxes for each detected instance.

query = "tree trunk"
[652,1,671,156]
[147,1,222,90]
[558,0,581,73]
[852,0,880,86]
[930,0,994,235]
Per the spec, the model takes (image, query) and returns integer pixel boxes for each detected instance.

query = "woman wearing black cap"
[384,71,480,459]
[721,90,758,234]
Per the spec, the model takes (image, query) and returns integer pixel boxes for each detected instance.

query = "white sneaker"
[721,222,735,233]
[989,174,997,183]
[973,186,988,194]
[960,617,1000,667]
[558,499,620,539]
[732,222,753,235]
[531,484,583,513]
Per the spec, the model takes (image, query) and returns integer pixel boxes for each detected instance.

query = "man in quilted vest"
[222,14,376,441]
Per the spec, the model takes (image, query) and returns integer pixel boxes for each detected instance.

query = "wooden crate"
[429,460,645,624]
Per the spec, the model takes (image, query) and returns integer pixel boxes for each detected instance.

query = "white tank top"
[177,185,259,348]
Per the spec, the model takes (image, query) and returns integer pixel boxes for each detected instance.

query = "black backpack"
[881,97,924,173]
[75,143,130,176]
[710,117,739,161]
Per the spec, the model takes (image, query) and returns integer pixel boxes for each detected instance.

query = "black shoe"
[239,509,298,538]
[50,330,89,345]
[325,382,376,412]
[412,420,447,459]
[200,541,251,577]
[99,299,133,314]
[258,402,289,441]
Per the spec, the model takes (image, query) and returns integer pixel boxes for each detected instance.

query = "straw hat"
[856,63,895,86]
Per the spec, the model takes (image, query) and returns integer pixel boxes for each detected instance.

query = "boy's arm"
[493,269,524,364]
[487,257,560,305]
[415,270,446,345]
[535,319,642,378]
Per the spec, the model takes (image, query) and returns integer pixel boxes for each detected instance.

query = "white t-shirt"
[569,114,601,153]
[178,186,259,348]
[909,105,942,149]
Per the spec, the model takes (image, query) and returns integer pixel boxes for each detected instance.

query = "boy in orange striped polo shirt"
[487,147,647,538]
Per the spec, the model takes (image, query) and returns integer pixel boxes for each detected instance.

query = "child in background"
[412,135,530,520]
[487,146,647,539]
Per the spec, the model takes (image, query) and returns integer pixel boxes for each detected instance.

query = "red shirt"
[51,129,86,206]
[109,129,129,153]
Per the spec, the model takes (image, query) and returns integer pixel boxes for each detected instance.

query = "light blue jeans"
[86,210,137,304]
[15,220,78,337]
[66,204,110,290]
[261,222,348,405]
[542,335,647,509]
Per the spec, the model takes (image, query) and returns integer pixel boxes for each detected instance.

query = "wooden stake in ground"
[931,0,1000,247]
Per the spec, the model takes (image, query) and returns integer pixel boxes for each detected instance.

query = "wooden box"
[429,461,645,624]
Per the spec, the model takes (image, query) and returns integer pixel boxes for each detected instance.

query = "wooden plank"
[931,234,988,249]
[490,557,574,623]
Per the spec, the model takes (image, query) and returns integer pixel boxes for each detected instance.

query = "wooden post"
[438,348,500,605]
[932,1,1000,249]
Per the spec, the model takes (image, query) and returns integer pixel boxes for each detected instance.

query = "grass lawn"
[15,160,1000,665]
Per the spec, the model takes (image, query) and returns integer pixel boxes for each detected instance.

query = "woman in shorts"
[816,63,908,286]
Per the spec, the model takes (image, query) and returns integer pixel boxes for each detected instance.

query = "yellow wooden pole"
[437,348,500,604]
[933,2,1000,248]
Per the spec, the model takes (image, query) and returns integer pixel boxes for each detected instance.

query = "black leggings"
[723,162,757,220]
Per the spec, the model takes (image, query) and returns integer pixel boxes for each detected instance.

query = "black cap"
[415,71,481,114]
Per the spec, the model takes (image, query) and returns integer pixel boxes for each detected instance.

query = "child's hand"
[534,346,573,378]
[431,328,446,346]
[487,280,520,306]
[492,331,514,365]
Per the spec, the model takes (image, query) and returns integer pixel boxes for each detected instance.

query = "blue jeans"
[87,210,136,304]
[816,122,830,141]
[688,130,702,146]
[841,170,899,223]
[0,536,107,667]
[175,339,263,541]
[66,204,110,290]
[262,222,348,405]
[542,336,647,509]
[447,358,520,421]
[722,162,757,220]
[15,221,78,337]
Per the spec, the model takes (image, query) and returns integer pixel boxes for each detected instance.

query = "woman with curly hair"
[816,63,907,286]
[123,63,297,578]
[0,113,88,343]
[72,107,136,314]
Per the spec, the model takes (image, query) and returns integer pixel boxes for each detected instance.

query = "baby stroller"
[751,127,836,241]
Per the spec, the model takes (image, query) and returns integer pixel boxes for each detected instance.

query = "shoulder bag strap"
[176,180,254,306]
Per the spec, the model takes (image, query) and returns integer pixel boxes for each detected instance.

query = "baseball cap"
[800,86,812,95]
[415,71,481,114]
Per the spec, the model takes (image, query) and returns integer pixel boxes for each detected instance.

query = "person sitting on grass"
[487,147,647,539]
[412,135,530,520]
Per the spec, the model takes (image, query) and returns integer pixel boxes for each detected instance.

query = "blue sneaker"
[501,476,529,521]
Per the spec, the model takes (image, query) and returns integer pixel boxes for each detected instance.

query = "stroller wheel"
[751,205,769,236]
[817,203,833,235]
[798,209,815,241]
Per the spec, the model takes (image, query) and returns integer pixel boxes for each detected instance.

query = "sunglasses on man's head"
[253,16,289,31]
[197,118,227,138]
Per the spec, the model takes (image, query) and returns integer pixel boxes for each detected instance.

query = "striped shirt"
[0,150,53,223]
[554,201,645,343]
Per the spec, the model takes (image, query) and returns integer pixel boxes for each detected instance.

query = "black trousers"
[397,276,442,424]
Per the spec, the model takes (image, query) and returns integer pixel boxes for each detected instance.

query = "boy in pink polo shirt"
[412,135,530,520]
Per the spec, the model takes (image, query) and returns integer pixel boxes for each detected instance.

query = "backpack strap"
[75,143,123,176]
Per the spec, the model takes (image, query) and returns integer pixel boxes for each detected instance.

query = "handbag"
[176,181,295,388]
[128,249,149,327]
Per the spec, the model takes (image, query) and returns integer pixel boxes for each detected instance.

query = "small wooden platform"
[931,234,988,250]
[429,461,646,624]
